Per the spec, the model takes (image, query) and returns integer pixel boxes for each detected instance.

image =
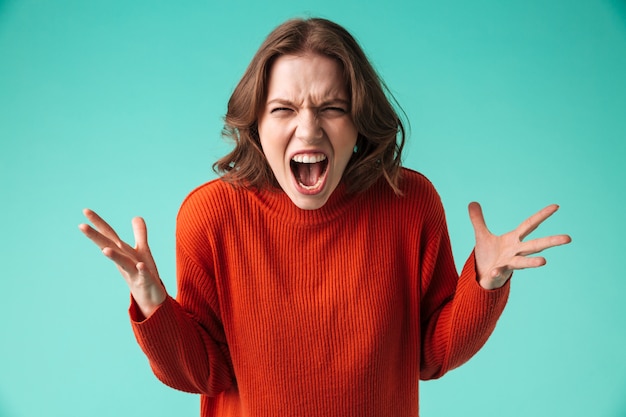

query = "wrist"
[131,286,167,319]
[478,272,512,290]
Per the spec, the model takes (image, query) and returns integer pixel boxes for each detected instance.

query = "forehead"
[265,53,348,102]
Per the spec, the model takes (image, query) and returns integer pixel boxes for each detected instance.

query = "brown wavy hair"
[214,17,406,195]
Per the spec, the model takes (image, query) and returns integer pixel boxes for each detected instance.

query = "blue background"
[1,0,625,416]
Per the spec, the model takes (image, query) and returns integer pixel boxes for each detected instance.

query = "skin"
[257,53,358,210]
[78,56,572,314]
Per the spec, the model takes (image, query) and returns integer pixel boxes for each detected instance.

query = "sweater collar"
[251,182,362,226]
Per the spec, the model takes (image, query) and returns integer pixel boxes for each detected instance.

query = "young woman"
[79,17,571,416]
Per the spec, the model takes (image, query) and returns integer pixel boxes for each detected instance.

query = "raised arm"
[78,208,233,395]
[420,199,571,379]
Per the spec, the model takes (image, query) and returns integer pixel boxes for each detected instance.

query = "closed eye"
[321,106,348,116]
[270,107,293,114]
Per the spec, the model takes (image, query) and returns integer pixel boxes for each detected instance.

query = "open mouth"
[290,153,329,191]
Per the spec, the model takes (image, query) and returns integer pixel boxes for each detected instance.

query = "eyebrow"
[266,98,350,107]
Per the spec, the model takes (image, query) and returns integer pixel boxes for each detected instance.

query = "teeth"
[292,153,327,164]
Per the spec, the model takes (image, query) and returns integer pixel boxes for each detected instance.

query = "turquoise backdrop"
[1,0,625,416]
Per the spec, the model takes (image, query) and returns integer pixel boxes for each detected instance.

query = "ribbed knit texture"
[130,168,510,417]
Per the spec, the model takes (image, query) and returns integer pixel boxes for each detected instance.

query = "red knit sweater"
[130,168,509,416]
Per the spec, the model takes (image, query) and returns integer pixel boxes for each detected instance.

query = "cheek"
[258,122,276,154]
[333,123,359,159]
[260,140,282,170]
[258,124,288,178]
[259,120,290,149]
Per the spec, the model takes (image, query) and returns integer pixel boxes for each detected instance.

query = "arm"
[420,202,571,379]
[79,209,233,395]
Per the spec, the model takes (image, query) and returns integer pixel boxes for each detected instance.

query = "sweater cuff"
[129,295,191,357]
[459,252,510,309]
[129,295,172,325]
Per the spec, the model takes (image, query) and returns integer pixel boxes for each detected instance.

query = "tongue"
[297,162,324,187]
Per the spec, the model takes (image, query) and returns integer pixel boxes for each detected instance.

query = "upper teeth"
[292,154,327,164]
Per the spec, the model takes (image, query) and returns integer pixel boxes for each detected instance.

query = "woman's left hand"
[468,202,572,290]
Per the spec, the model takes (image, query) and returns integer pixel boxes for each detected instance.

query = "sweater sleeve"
[129,186,234,396]
[130,295,233,395]
[418,190,510,380]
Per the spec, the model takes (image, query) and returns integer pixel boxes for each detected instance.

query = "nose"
[295,110,323,144]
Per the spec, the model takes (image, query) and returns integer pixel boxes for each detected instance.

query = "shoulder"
[179,178,236,210]
[394,168,444,213]
[175,179,255,258]
[398,168,439,197]
[369,168,446,231]
[176,178,246,231]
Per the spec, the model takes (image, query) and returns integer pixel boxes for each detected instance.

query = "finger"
[79,223,122,251]
[132,217,159,273]
[505,255,547,271]
[83,209,123,240]
[517,204,560,240]
[83,208,135,252]
[490,254,548,276]
[102,246,139,276]
[517,234,572,256]
[132,217,148,250]
[468,202,490,237]
[492,256,546,277]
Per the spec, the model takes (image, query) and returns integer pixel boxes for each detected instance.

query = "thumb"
[468,202,489,238]
[132,217,161,278]
[132,216,149,250]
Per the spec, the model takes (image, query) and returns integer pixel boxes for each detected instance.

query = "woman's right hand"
[79,209,167,318]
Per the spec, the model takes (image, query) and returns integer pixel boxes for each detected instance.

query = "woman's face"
[257,53,358,210]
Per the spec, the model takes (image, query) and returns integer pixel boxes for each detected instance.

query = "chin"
[284,170,342,210]
[287,191,332,210]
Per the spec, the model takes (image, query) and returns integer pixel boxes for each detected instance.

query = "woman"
[79,17,571,416]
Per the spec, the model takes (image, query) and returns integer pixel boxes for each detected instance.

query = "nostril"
[296,124,323,143]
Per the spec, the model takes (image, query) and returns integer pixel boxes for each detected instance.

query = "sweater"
[130,168,510,416]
